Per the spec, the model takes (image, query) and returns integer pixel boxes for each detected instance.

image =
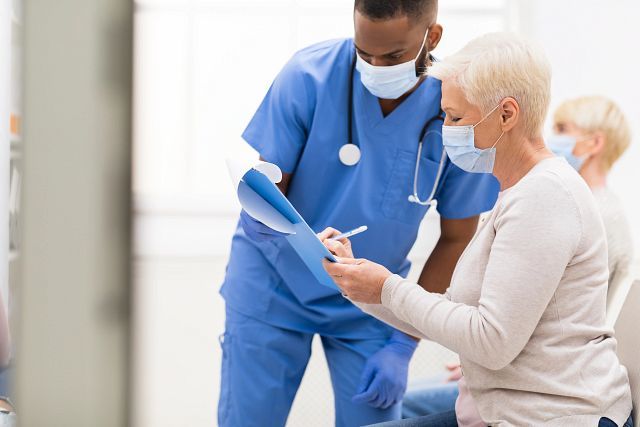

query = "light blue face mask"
[442,104,504,174]
[546,134,588,171]
[356,28,429,100]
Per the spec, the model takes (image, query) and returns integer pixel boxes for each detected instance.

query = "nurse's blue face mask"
[546,134,591,171]
[442,103,504,174]
[356,27,429,100]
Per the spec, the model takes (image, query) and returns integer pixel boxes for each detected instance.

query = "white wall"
[516,0,640,252]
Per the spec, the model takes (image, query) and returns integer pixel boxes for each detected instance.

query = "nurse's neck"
[378,76,427,117]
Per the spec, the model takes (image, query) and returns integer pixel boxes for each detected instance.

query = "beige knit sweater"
[355,158,632,426]
[592,186,635,308]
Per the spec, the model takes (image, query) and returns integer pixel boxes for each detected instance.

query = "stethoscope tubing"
[345,50,446,206]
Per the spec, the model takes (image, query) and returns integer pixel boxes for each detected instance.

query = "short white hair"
[430,32,552,137]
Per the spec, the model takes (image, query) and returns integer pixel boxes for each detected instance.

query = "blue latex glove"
[239,210,289,242]
[353,330,418,409]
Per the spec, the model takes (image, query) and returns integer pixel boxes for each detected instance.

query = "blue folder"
[234,165,338,289]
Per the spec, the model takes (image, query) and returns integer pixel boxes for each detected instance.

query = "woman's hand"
[319,227,392,304]
[445,363,463,382]
[317,227,354,259]
[322,257,392,304]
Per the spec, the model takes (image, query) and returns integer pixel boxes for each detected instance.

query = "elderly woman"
[400,95,636,423]
[320,32,633,426]
[548,96,634,306]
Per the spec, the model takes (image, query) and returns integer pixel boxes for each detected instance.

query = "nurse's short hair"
[429,32,551,138]
[553,96,631,172]
[354,0,438,24]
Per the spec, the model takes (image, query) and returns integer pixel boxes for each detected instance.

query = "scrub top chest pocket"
[382,149,440,224]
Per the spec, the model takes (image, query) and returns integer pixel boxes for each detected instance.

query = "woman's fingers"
[445,363,461,371]
[322,257,362,281]
[324,240,353,258]
[323,258,351,276]
[334,236,351,246]
[322,258,388,304]
[322,239,346,257]
[317,227,342,242]
[323,259,357,292]
[323,260,350,297]
[446,365,463,382]
[336,256,359,264]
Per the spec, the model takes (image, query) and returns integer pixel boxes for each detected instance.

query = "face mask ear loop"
[416,27,430,60]
[491,131,505,149]
[473,103,505,149]
[473,103,501,129]
[416,27,430,77]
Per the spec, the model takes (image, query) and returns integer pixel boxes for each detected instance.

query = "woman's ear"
[500,97,520,132]
[588,131,606,156]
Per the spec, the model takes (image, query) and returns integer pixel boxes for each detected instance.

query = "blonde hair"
[553,96,631,171]
[429,32,551,138]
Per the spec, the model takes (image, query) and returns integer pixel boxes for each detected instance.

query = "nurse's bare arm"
[417,216,479,294]
[260,156,293,194]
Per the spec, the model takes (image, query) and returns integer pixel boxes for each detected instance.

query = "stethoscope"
[339,53,447,207]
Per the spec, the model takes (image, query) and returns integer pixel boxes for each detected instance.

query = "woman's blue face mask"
[441,104,504,174]
[546,134,590,171]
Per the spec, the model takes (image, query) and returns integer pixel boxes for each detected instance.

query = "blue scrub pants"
[218,306,401,427]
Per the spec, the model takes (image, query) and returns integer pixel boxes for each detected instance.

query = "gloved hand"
[353,330,418,409]
[239,210,289,242]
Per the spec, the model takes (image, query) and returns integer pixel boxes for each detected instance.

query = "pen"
[329,225,368,241]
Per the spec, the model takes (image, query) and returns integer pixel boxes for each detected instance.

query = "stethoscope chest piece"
[339,143,361,166]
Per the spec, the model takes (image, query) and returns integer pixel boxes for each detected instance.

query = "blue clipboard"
[231,162,338,289]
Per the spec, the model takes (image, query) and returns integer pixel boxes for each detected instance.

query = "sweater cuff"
[381,274,405,307]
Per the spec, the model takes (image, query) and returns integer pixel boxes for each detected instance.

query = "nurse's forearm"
[418,240,466,293]
[417,216,479,294]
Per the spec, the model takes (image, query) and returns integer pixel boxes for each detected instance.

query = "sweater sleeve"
[351,292,430,340]
[380,175,582,370]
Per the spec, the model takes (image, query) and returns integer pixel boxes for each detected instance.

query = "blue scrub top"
[221,38,499,339]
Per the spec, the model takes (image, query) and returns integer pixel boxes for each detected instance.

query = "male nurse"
[218,1,499,426]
